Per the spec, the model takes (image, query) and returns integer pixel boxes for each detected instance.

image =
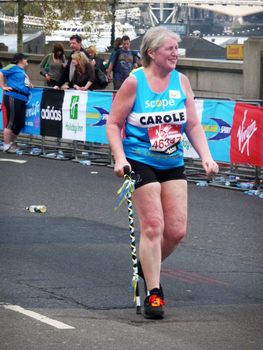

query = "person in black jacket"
[86,45,107,90]
[54,34,89,88]
[60,52,95,91]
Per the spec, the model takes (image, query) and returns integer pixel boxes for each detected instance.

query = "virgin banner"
[0,89,262,167]
[230,103,263,167]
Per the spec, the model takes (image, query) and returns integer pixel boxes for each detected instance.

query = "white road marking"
[1,304,75,329]
[0,158,27,164]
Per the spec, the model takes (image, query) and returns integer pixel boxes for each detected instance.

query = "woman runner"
[106,27,219,319]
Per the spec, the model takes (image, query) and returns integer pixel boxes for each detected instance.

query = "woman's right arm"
[106,76,137,177]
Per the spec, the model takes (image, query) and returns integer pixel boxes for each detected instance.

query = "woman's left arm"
[181,74,219,176]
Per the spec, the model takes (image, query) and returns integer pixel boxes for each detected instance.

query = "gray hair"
[140,26,181,67]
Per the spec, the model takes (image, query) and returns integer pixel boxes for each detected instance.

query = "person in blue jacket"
[0,53,32,153]
[106,27,219,319]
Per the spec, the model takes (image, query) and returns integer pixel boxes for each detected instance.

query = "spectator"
[107,35,138,90]
[105,37,122,70]
[40,43,67,87]
[55,34,88,88]
[0,53,33,153]
[86,45,107,90]
[60,51,95,91]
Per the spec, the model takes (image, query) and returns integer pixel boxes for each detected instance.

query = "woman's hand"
[202,158,219,177]
[1,86,13,92]
[45,74,51,82]
[114,159,131,178]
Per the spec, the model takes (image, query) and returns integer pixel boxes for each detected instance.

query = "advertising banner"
[23,88,43,135]
[85,91,113,144]
[230,103,263,167]
[201,99,235,162]
[62,90,88,141]
[0,89,2,130]
[40,89,64,138]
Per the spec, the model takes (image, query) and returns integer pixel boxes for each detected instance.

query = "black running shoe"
[144,288,165,319]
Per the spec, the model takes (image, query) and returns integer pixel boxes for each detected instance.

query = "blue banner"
[23,88,43,135]
[202,100,235,162]
[85,91,112,144]
[0,89,3,130]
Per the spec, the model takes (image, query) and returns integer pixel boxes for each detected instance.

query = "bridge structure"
[0,0,262,32]
[118,0,263,26]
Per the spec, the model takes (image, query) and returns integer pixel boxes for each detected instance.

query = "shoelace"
[149,294,165,307]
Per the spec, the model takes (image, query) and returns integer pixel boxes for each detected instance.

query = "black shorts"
[4,94,26,135]
[127,158,187,189]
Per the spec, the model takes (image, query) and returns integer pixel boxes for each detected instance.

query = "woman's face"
[150,36,179,71]
[88,51,95,58]
[71,58,79,66]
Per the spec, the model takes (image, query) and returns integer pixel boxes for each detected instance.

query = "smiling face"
[148,36,179,72]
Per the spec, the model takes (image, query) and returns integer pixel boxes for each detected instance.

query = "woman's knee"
[164,222,187,245]
[141,215,164,241]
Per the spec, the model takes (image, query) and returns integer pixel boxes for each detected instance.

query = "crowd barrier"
[0,88,262,190]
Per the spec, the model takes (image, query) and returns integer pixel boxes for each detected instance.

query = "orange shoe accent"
[149,294,165,307]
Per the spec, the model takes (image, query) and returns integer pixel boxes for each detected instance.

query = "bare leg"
[133,182,164,292]
[4,127,16,145]
[161,180,188,261]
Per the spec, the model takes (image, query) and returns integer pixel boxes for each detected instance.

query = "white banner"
[62,90,88,141]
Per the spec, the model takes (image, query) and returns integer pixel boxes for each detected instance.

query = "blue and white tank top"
[123,67,187,169]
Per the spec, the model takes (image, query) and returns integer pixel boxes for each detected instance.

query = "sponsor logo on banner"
[69,95,79,120]
[230,103,263,167]
[202,100,235,162]
[86,91,113,144]
[40,89,64,137]
[205,118,231,141]
[62,91,87,141]
[24,88,43,135]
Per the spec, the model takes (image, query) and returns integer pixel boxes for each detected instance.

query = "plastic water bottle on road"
[26,205,47,213]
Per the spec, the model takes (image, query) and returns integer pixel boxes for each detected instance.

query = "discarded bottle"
[56,150,65,159]
[80,160,91,166]
[15,149,23,155]
[196,181,208,187]
[26,205,47,213]
[30,147,41,156]
[212,176,225,184]
[236,182,254,189]
[46,153,57,159]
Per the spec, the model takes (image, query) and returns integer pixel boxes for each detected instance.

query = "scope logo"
[145,99,175,109]
[70,96,79,120]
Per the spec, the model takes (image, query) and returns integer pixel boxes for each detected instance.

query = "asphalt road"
[0,154,262,350]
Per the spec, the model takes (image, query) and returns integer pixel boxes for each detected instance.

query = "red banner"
[230,103,263,167]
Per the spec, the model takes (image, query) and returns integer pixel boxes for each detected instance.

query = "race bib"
[24,74,30,87]
[148,124,182,154]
